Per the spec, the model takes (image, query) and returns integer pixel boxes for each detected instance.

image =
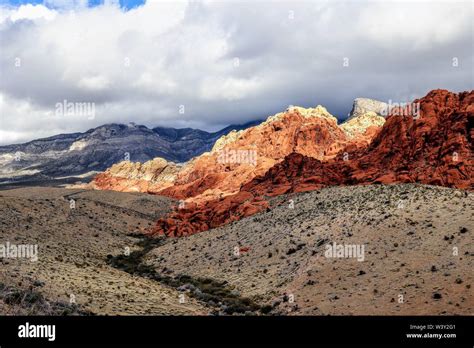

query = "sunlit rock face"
[94,101,387,207]
[151,89,474,237]
[94,102,385,202]
[92,157,181,193]
[348,98,389,120]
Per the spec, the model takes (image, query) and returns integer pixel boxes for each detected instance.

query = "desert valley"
[0,89,472,316]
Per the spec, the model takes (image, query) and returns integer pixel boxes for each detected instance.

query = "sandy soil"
[0,184,472,315]
[145,184,473,315]
[0,187,206,315]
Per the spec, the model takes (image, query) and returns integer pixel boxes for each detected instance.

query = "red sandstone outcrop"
[93,104,384,203]
[151,89,473,237]
[158,105,350,202]
[92,158,180,193]
[247,90,473,193]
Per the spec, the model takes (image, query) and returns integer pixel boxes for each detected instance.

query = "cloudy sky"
[0,0,472,145]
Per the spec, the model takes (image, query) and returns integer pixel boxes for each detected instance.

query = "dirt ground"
[0,184,472,315]
[146,184,473,315]
[0,187,205,315]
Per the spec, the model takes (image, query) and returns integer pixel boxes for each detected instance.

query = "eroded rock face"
[340,112,385,139]
[151,89,473,237]
[158,105,351,202]
[247,89,474,193]
[92,158,180,193]
[94,104,384,202]
[93,101,388,236]
[348,98,388,120]
[154,191,269,237]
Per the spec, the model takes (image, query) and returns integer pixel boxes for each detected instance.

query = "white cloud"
[0,0,472,145]
[358,1,472,49]
[8,4,57,22]
[199,76,263,101]
[78,75,111,91]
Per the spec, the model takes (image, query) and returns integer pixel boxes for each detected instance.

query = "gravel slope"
[145,184,473,315]
[1,184,472,315]
[0,187,206,315]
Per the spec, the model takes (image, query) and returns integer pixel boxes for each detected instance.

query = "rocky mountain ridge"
[0,121,260,184]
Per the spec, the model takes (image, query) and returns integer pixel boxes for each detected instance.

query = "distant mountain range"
[0,120,261,185]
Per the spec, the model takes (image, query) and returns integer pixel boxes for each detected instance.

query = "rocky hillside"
[0,187,206,315]
[145,184,473,315]
[0,121,259,185]
[151,89,473,237]
[2,184,470,315]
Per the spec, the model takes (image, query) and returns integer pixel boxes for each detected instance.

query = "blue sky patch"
[0,0,146,10]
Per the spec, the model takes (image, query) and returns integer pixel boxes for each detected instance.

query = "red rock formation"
[93,104,383,203]
[91,157,180,193]
[151,89,473,237]
[156,105,352,202]
[153,191,269,237]
[248,89,474,193]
